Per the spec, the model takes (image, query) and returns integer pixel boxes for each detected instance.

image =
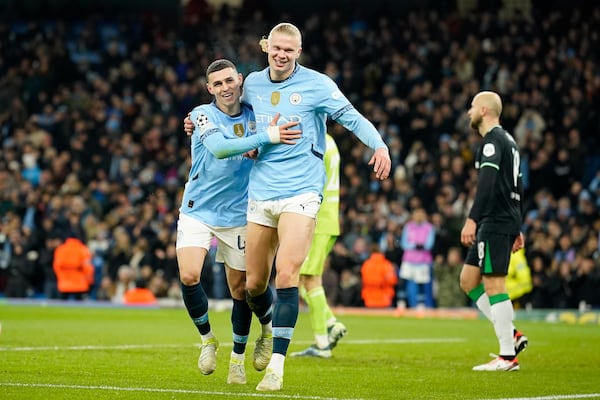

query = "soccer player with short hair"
[241,23,391,391]
[177,59,300,384]
[459,91,529,371]
[290,133,347,359]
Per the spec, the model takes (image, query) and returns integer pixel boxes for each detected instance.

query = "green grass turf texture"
[1,303,599,400]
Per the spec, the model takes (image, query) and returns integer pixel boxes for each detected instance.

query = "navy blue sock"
[246,287,273,325]
[272,287,299,355]
[231,298,252,354]
[181,282,210,335]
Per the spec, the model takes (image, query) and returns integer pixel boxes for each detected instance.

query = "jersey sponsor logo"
[271,91,280,105]
[248,121,257,133]
[289,93,302,105]
[331,90,343,99]
[256,113,301,126]
[233,123,244,137]
[482,143,496,157]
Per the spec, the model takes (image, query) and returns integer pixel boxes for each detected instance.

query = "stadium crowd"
[0,0,599,309]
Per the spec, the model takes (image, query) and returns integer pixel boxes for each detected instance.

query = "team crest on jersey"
[290,93,302,105]
[483,143,496,157]
[233,123,244,137]
[248,121,257,133]
[271,91,280,105]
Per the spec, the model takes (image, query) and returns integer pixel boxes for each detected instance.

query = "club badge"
[290,93,302,105]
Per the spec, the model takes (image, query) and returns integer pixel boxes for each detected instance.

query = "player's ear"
[238,73,243,85]
[206,82,214,95]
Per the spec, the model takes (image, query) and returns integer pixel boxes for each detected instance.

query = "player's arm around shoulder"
[183,105,206,136]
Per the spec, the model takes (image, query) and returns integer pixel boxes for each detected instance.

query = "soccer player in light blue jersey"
[240,23,392,391]
[176,59,301,384]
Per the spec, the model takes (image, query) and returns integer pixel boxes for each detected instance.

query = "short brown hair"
[205,59,237,80]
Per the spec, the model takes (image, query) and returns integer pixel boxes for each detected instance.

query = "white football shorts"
[247,192,322,228]
[176,213,246,271]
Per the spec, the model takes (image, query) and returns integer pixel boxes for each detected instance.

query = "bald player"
[459,91,529,372]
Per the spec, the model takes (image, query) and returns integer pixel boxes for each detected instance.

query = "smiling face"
[267,29,302,81]
[206,67,243,115]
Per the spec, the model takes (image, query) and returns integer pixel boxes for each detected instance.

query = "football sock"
[324,309,335,325]
[469,284,517,332]
[305,286,329,348]
[231,298,252,354]
[246,288,273,326]
[181,282,210,335]
[267,353,285,377]
[468,284,493,321]
[272,287,299,356]
[230,351,244,362]
[489,293,516,358]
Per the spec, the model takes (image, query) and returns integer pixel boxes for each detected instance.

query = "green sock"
[306,287,328,337]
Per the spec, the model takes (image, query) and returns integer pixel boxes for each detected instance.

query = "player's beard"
[470,115,481,130]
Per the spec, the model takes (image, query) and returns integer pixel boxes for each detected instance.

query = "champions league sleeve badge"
[195,113,210,132]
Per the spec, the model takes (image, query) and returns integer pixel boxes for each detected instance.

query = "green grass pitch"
[1,303,599,400]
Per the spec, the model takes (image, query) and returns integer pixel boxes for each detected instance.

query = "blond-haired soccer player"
[241,23,391,391]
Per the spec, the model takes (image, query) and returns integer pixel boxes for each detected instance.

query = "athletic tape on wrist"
[267,126,280,143]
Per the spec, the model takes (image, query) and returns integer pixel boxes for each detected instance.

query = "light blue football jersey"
[179,101,257,227]
[242,64,386,201]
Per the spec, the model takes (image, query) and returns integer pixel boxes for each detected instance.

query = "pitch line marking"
[0,337,465,352]
[479,395,600,400]
[0,382,366,400]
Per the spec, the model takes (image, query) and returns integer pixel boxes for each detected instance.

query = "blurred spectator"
[513,109,546,149]
[399,207,435,308]
[361,244,397,308]
[433,247,467,308]
[339,269,362,307]
[506,248,533,309]
[570,257,600,310]
[110,265,137,303]
[52,233,94,300]
[123,278,158,306]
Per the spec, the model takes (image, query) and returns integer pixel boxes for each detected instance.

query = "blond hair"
[258,22,302,53]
